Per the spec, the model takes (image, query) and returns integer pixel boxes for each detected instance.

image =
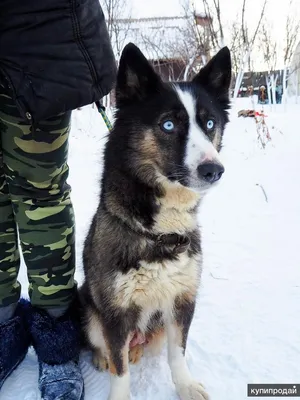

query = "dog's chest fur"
[112,252,202,329]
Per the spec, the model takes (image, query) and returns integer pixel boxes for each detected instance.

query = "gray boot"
[28,302,84,400]
[0,299,31,390]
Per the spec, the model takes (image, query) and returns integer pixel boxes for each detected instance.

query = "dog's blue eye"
[162,120,175,132]
[206,120,215,130]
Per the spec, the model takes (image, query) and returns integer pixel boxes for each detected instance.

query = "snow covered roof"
[108,16,191,61]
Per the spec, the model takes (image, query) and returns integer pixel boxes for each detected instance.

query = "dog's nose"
[197,162,225,183]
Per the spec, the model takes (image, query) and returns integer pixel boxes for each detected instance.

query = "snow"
[1,100,300,400]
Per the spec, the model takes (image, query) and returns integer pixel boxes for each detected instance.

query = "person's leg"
[1,86,83,399]
[0,84,31,390]
[0,119,20,318]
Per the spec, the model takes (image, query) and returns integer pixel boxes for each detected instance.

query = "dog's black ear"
[193,47,232,100]
[116,43,163,107]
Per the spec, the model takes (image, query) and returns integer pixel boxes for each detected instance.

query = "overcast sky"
[129,0,300,69]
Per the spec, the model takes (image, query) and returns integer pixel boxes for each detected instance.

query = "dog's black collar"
[124,221,191,255]
[105,208,191,254]
[155,232,191,254]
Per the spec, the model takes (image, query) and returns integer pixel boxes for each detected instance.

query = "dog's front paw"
[177,381,209,400]
[129,344,144,364]
[92,350,109,371]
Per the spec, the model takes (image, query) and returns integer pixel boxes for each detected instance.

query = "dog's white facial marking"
[176,88,219,164]
[175,87,224,192]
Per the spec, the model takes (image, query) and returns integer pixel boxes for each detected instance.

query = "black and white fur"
[80,43,232,400]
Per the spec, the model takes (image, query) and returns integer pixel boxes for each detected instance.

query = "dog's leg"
[167,297,209,400]
[93,348,109,371]
[85,311,110,372]
[105,325,132,400]
[145,327,166,356]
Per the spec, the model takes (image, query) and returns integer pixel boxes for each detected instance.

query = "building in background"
[107,14,213,81]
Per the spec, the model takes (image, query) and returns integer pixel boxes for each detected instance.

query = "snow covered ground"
[1,99,300,400]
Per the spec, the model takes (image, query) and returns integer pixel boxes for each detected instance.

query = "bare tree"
[200,0,224,50]
[102,0,132,61]
[175,0,227,76]
[229,18,244,77]
[283,1,300,66]
[260,22,277,72]
[101,0,132,107]
[287,42,300,101]
[233,0,267,100]
[139,1,213,81]
[259,20,278,106]
[282,0,300,106]
[175,0,212,77]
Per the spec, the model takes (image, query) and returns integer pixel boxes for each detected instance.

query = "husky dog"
[80,43,231,400]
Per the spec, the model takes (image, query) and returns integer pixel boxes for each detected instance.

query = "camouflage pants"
[0,84,76,309]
